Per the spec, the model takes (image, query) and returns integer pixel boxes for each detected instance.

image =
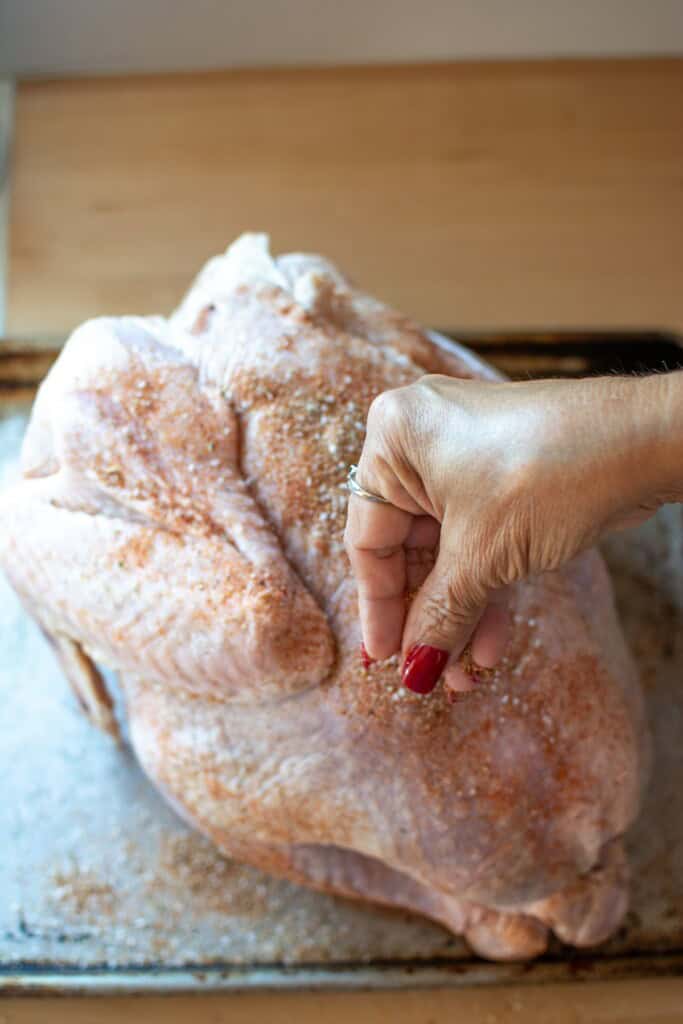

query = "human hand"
[345,372,678,694]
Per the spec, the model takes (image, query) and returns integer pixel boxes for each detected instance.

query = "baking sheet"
[1,396,682,993]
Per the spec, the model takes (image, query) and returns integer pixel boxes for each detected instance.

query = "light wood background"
[5,59,683,343]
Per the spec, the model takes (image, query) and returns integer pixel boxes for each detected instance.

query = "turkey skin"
[0,234,649,960]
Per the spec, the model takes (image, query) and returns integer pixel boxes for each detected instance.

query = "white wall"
[1,0,683,76]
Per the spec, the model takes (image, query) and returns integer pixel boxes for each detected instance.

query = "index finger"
[344,493,413,660]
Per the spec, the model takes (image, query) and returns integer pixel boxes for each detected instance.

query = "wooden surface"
[0,80,13,333]
[6,59,683,342]
[4,979,683,1023]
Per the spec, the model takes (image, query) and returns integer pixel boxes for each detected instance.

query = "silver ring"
[346,465,390,504]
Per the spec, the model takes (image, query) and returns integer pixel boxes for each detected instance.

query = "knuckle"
[478,487,536,586]
[343,523,358,557]
[491,520,533,585]
[460,524,513,594]
[415,373,451,397]
[367,387,406,434]
[420,588,475,636]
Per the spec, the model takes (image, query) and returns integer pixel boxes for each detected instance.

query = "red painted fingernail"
[360,643,374,670]
[402,644,449,694]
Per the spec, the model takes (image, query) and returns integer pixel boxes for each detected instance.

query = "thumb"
[401,538,487,695]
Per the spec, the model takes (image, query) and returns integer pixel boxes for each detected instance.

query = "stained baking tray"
[1,331,683,995]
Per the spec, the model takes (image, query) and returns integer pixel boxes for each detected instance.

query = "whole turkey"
[0,234,649,960]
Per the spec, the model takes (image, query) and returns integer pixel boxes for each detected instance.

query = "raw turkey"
[0,234,649,960]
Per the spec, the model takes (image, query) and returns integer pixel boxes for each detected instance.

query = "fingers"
[405,515,440,592]
[443,661,479,694]
[443,601,511,696]
[471,600,511,669]
[357,565,407,658]
[347,486,511,693]
[345,492,414,660]
[400,535,487,694]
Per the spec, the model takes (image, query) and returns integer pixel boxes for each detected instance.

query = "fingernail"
[360,643,374,670]
[402,644,449,694]
[470,665,490,685]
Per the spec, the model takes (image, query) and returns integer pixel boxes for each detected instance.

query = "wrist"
[639,370,683,505]
[608,371,683,514]
[551,372,683,530]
